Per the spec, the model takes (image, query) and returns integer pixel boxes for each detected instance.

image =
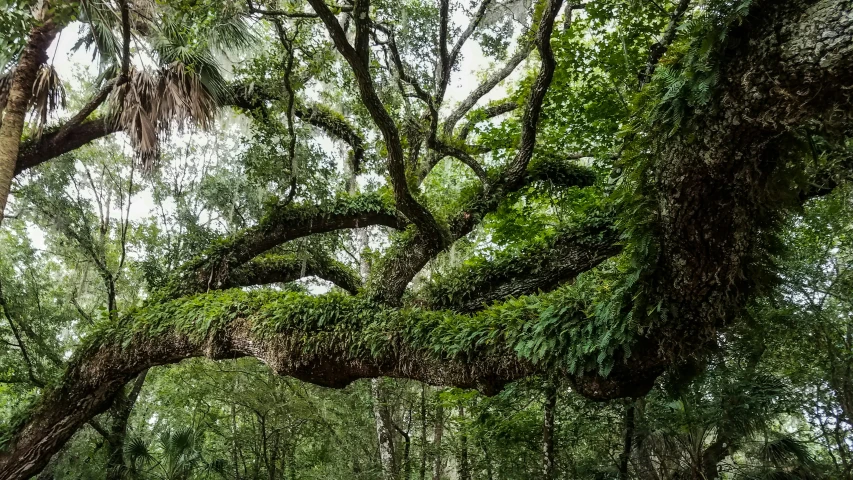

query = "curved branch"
[420,219,621,312]
[230,87,367,174]
[426,138,489,185]
[307,0,447,245]
[167,193,402,298]
[436,0,495,104]
[370,158,596,305]
[368,0,566,305]
[503,0,563,187]
[442,44,533,136]
[0,288,663,479]
[457,101,518,142]
[226,253,362,294]
[15,119,118,175]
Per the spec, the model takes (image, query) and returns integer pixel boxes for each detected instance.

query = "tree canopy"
[0,0,851,478]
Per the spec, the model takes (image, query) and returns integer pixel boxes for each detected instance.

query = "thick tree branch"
[166,192,402,298]
[419,219,621,312]
[0,288,663,479]
[503,0,563,187]
[369,0,566,305]
[426,138,489,185]
[370,158,595,305]
[226,253,363,294]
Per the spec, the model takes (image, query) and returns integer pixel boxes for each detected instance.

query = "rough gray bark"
[651,0,853,361]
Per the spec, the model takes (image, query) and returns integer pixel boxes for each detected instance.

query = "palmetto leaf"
[208,16,256,53]
[29,64,66,138]
[77,0,122,68]
[124,436,153,463]
[759,435,814,467]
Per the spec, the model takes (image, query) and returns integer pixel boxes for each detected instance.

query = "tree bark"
[0,8,59,221]
[420,385,428,480]
[104,370,148,480]
[457,406,469,480]
[617,403,635,480]
[372,378,399,480]
[432,399,444,480]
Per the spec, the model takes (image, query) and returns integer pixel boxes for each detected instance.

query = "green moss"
[420,216,618,310]
[157,190,396,299]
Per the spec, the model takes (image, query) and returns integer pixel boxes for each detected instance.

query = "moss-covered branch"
[226,253,362,294]
[0,286,665,478]
[165,192,401,298]
[230,86,366,173]
[419,218,621,312]
[368,157,597,304]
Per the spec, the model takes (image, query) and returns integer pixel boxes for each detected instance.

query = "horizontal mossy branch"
[0,287,664,478]
[164,192,402,298]
[419,218,622,312]
[225,253,362,294]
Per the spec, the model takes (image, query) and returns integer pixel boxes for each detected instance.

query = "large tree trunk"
[0,8,59,221]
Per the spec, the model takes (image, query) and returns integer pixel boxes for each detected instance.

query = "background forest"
[0,0,851,479]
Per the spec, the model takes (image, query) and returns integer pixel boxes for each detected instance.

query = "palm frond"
[29,64,66,137]
[759,435,814,468]
[77,0,122,68]
[124,436,153,464]
[208,15,256,53]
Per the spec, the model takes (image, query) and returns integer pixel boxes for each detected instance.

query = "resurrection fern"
[645,0,755,133]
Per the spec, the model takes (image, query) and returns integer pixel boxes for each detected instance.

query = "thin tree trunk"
[542,382,557,480]
[420,385,428,480]
[0,6,59,221]
[618,402,635,480]
[457,406,469,480]
[105,370,148,480]
[372,378,398,480]
[482,441,494,480]
[433,399,444,480]
[231,402,241,480]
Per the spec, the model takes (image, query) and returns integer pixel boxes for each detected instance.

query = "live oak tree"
[0,0,851,478]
